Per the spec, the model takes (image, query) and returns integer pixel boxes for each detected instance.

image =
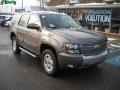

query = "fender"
[38,35,63,56]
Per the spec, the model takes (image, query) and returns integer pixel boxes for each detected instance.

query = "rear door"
[17,14,30,47]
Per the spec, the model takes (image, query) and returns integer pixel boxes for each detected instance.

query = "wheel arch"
[40,43,58,59]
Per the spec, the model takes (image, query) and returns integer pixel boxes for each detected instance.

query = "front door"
[17,14,30,47]
[25,14,41,53]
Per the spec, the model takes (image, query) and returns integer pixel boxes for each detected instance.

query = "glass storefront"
[57,7,120,34]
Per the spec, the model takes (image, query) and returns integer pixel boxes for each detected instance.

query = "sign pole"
[91,19,94,30]
[109,9,112,33]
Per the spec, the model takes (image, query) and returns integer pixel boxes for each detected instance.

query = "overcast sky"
[16,0,40,8]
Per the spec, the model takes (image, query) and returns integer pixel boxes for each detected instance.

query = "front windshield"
[40,14,80,29]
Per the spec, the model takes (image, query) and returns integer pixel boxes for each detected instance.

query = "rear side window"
[11,14,22,26]
[19,14,30,27]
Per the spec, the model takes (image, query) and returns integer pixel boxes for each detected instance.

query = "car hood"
[51,28,106,43]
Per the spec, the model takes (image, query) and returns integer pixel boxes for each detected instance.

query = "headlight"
[63,43,80,54]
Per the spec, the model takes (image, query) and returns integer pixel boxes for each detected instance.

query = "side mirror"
[27,23,40,30]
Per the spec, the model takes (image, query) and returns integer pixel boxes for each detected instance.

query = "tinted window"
[19,14,30,27]
[40,14,79,29]
[28,15,40,25]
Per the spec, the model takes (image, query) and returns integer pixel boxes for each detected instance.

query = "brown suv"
[10,11,109,75]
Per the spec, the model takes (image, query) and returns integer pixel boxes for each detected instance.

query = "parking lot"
[0,27,120,90]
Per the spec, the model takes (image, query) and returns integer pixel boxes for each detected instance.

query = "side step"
[19,47,37,58]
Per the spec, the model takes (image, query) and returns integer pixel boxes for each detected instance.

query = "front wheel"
[12,37,21,54]
[42,49,58,76]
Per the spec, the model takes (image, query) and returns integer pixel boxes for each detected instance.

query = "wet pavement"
[0,27,120,90]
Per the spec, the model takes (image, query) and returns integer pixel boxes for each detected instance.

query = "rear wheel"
[12,37,21,54]
[42,49,58,76]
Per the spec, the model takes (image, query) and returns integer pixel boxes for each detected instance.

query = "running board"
[19,47,37,58]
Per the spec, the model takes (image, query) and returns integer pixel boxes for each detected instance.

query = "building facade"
[48,0,120,6]
[48,0,120,34]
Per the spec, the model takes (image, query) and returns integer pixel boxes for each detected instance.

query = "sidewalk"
[98,31,120,48]
[99,32,120,45]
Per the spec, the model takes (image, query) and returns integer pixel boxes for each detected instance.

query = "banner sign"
[80,9,111,23]
[3,0,16,5]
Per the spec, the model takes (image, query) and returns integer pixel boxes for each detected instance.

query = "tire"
[12,37,21,54]
[42,49,58,76]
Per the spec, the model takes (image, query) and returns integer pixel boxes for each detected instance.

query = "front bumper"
[58,50,109,69]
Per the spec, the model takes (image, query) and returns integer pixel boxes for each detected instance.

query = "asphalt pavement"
[0,27,120,90]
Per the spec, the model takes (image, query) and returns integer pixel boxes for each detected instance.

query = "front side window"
[28,15,40,25]
[19,14,30,27]
[40,14,80,29]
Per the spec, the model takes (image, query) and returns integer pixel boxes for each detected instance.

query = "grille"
[81,40,107,56]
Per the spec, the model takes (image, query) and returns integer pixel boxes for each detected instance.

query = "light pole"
[39,0,46,8]
[22,0,23,10]
[39,0,41,8]
[40,0,43,8]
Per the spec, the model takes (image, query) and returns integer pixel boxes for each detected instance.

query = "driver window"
[28,15,40,25]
